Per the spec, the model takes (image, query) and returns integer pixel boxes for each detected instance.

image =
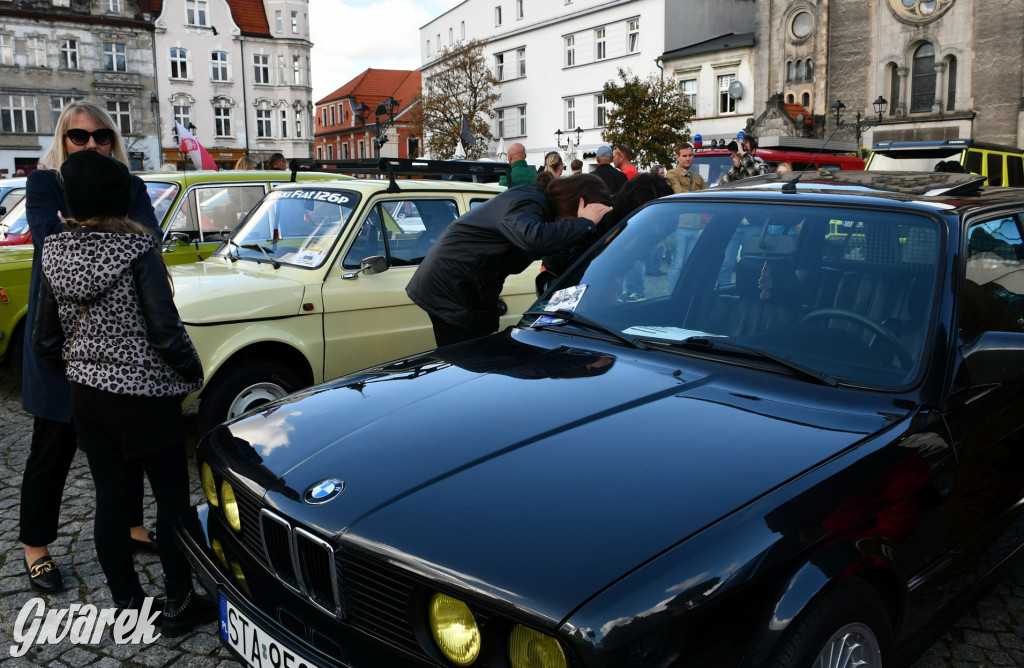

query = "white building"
[152,0,314,169]
[420,0,666,170]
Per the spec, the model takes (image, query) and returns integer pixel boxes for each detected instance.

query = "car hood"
[207,331,907,624]
[171,260,309,323]
[0,246,34,266]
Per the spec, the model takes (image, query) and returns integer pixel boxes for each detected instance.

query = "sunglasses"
[65,128,115,146]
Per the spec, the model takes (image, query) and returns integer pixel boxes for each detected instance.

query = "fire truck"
[691,135,865,186]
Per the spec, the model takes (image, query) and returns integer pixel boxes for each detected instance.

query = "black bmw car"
[178,171,1024,668]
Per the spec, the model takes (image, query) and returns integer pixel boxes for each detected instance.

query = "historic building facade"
[755,0,1024,148]
[152,0,314,169]
[0,0,159,173]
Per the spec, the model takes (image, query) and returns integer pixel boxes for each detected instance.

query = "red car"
[0,199,30,246]
[694,147,864,186]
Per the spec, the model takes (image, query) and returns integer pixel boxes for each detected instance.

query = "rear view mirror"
[360,255,389,275]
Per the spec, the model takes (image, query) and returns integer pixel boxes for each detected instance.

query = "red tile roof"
[150,0,270,36]
[317,69,421,116]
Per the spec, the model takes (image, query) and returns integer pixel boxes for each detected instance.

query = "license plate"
[220,593,323,668]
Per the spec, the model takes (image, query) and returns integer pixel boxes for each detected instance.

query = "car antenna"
[781,116,847,194]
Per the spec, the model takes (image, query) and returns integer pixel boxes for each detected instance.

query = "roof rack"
[717,168,989,196]
[287,158,511,192]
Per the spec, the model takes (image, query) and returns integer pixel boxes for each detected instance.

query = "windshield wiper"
[649,336,838,387]
[240,243,281,269]
[523,309,648,350]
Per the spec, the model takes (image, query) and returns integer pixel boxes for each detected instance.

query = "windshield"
[868,149,965,172]
[526,199,941,388]
[219,188,359,268]
[692,154,734,187]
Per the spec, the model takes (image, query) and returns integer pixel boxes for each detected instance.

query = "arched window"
[911,43,935,113]
[884,62,901,116]
[805,59,813,79]
[786,61,794,82]
[946,56,957,111]
[787,93,795,104]
[796,60,804,80]
[801,92,810,108]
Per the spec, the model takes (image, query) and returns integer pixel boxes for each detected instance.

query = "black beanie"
[60,150,132,221]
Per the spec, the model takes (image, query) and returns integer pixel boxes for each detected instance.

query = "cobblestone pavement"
[1,363,1023,667]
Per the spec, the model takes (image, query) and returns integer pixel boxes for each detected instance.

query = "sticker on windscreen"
[622,326,724,340]
[288,249,326,266]
[277,190,350,203]
[533,284,587,326]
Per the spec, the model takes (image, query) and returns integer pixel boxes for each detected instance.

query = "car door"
[320,194,465,380]
[940,212,1024,595]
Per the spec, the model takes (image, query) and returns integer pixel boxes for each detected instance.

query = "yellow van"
[867,139,1024,187]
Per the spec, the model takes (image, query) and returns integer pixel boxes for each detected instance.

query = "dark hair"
[743,136,758,150]
[614,145,632,160]
[674,142,694,153]
[544,173,612,218]
[570,159,583,171]
[601,173,673,228]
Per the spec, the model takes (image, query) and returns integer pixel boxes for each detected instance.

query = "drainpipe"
[239,37,250,157]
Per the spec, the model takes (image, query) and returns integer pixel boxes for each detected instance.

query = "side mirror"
[960,331,1024,385]
[342,254,389,279]
[162,232,190,251]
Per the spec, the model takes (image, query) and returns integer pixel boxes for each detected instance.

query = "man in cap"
[592,145,626,195]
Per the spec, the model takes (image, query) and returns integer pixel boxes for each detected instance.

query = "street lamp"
[554,126,583,152]
[831,96,888,148]
[356,96,400,155]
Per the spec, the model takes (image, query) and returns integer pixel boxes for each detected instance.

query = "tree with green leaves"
[601,68,695,168]
[414,39,501,160]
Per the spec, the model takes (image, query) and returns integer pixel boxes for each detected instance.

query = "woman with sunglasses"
[20,100,159,592]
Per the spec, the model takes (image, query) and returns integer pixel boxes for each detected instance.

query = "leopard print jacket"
[39,230,203,397]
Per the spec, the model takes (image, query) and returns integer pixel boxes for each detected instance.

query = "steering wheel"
[800,308,914,369]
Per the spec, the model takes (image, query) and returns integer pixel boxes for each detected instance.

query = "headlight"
[220,480,241,531]
[201,462,219,507]
[428,593,480,666]
[509,625,567,668]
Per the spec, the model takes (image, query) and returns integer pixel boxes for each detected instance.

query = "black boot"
[160,588,217,637]
[110,581,165,614]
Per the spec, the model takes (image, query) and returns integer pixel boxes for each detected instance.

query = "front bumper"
[175,504,435,668]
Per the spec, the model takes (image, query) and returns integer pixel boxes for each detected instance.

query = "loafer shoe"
[25,555,64,592]
[131,530,159,554]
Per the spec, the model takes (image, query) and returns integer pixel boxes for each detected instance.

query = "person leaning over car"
[407,171,612,346]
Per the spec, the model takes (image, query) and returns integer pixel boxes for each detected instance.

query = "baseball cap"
[596,145,612,158]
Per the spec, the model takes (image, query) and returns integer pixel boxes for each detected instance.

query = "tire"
[767,578,892,668]
[197,359,305,437]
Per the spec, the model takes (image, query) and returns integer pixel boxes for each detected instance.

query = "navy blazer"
[22,167,158,421]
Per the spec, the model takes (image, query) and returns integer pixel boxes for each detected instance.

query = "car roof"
[136,169,345,185]
[674,169,1024,214]
[872,138,1024,154]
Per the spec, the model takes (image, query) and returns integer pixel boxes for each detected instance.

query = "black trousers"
[18,417,145,546]
[71,383,192,595]
[429,314,487,348]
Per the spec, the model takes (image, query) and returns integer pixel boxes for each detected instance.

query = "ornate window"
[789,9,813,42]
[910,43,935,113]
[887,0,955,24]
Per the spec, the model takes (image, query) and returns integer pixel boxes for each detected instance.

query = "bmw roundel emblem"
[304,478,346,504]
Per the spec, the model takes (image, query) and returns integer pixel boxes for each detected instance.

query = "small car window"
[1008,155,1024,187]
[344,199,458,269]
[145,182,180,230]
[961,217,1024,341]
[986,153,1004,187]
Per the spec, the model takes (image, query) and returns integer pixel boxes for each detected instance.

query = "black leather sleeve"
[134,249,203,383]
[31,271,65,366]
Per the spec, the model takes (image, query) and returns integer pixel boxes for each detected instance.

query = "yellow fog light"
[220,480,241,531]
[428,593,480,666]
[509,625,567,668]
[211,538,227,569]
[231,561,252,597]
[201,462,219,507]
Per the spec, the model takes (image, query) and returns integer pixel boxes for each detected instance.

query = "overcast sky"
[310,0,464,102]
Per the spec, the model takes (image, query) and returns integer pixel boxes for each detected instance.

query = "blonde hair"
[41,101,129,169]
[544,151,564,175]
[235,155,257,170]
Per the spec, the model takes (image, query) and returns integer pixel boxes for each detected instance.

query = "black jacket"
[593,164,627,196]
[406,184,596,336]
